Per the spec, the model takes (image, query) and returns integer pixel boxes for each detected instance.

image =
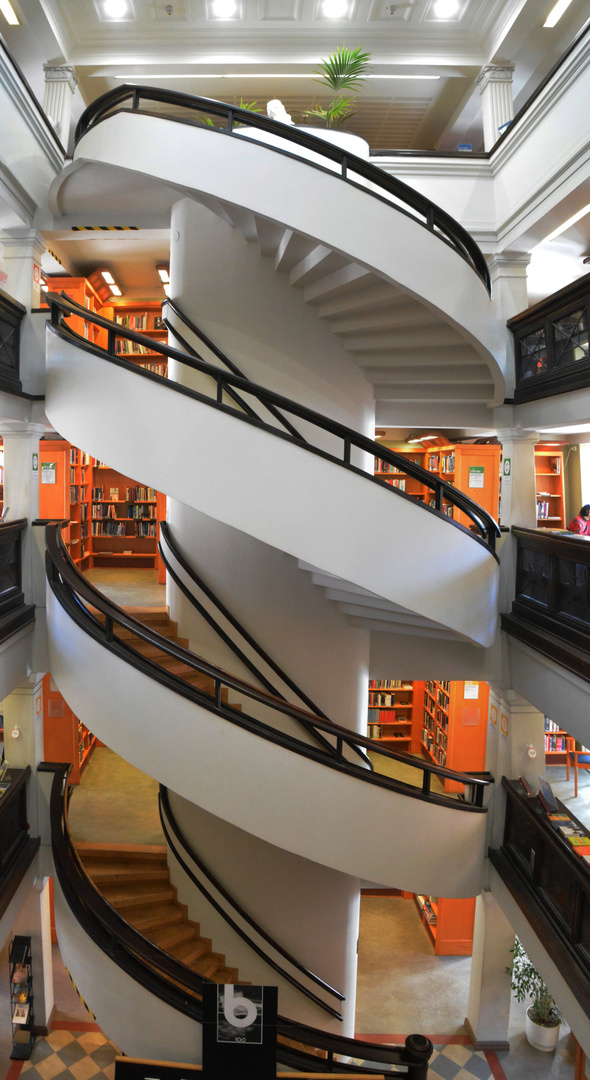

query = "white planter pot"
[525,1007,560,1052]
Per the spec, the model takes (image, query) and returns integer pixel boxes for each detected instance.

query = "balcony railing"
[501,527,590,682]
[509,273,590,403]
[490,778,590,1022]
[0,290,26,395]
[0,519,34,640]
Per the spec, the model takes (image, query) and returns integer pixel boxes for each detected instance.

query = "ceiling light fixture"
[0,0,19,25]
[114,72,440,80]
[156,264,170,284]
[88,268,123,303]
[406,433,439,443]
[543,0,575,28]
[433,0,460,17]
[542,204,590,244]
[322,0,348,17]
[103,0,129,16]
[212,0,237,16]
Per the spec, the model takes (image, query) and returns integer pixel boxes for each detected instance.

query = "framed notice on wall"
[41,461,56,484]
[469,466,485,488]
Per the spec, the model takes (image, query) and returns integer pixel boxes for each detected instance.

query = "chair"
[566,738,590,797]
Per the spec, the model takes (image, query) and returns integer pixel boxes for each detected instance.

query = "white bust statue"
[266,99,294,125]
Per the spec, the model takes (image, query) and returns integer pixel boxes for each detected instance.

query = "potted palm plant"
[303,45,372,129]
[507,937,561,1052]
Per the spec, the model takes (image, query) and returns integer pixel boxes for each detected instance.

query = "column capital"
[43,64,78,93]
[477,63,515,93]
[488,251,531,278]
[495,427,540,444]
[0,421,48,438]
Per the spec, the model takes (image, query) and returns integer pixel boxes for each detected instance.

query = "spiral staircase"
[43,87,504,1068]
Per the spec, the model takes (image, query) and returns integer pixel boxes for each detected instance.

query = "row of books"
[115,339,151,355]
[115,313,148,329]
[369,680,409,690]
[369,692,398,707]
[416,895,437,925]
[130,504,157,519]
[536,500,552,518]
[548,814,590,860]
[92,504,120,519]
[70,485,79,504]
[90,486,157,502]
[425,453,455,473]
[91,521,157,537]
[384,478,405,489]
[544,717,562,733]
[373,458,404,474]
[545,734,567,751]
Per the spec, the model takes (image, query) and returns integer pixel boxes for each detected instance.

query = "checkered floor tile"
[18,1029,120,1080]
[428,1044,496,1079]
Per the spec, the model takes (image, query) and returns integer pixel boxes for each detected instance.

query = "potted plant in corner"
[507,937,562,1052]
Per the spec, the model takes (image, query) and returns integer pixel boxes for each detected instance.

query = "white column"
[1,422,46,608]
[477,64,515,151]
[494,423,539,614]
[43,65,78,149]
[3,675,45,837]
[0,231,45,309]
[466,890,514,1050]
[488,252,531,400]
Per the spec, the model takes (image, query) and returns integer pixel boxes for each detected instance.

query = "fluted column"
[477,64,515,151]
[43,64,78,148]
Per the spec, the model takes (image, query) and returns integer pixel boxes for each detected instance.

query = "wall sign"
[469,465,485,488]
[41,461,56,484]
[202,984,277,1080]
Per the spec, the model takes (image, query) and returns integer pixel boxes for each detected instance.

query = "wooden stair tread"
[101,885,177,908]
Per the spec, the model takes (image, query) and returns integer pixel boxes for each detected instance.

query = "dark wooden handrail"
[158,786,344,1017]
[73,84,490,295]
[158,522,369,769]
[0,35,66,155]
[43,762,433,1076]
[47,291,500,554]
[162,297,305,442]
[46,522,490,810]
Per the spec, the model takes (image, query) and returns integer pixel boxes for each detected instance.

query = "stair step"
[101,884,177,908]
[147,923,199,950]
[169,937,212,965]
[76,843,167,861]
[84,866,170,884]
[126,903,187,933]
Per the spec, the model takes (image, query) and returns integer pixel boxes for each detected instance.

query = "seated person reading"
[567,505,590,534]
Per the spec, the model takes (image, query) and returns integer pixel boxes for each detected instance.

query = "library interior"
[3,1,590,1080]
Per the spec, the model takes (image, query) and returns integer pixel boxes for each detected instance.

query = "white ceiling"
[3,0,590,300]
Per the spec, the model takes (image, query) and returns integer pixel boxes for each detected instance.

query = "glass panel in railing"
[552,308,589,369]
[577,887,590,951]
[517,327,548,381]
[516,546,551,606]
[557,556,590,624]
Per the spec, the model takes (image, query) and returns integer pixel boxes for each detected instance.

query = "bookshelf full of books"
[367,678,488,797]
[373,440,501,531]
[43,674,97,785]
[535,444,565,529]
[114,302,168,377]
[544,716,569,767]
[39,438,165,572]
[367,680,416,749]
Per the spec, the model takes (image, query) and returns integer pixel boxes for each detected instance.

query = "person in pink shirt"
[567,505,590,534]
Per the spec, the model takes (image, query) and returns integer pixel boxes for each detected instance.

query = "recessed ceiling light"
[433,0,460,17]
[0,0,20,25]
[544,0,575,27]
[103,0,128,17]
[212,0,237,16]
[322,0,348,16]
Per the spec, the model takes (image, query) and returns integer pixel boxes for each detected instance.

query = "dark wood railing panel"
[74,85,490,296]
[507,528,590,658]
[495,779,590,1007]
[0,767,32,877]
[0,519,27,617]
[0,290,26,395]
[509,273,590,403]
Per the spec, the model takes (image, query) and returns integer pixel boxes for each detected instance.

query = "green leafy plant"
[507,937,561,1027]
[303,45,371,129]
[199,99,262,128]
